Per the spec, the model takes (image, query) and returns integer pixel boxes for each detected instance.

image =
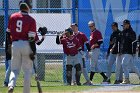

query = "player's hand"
[110,48,114,52]
[29,53,35,61]
[91,45,95,50]
[88,51,92,58]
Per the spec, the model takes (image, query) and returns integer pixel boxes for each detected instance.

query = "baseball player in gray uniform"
[56,28,82,85]
[7,1,37,93]
[71,23,92,85]
[88,21,107,84]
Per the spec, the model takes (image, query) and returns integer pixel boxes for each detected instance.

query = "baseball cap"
[123,19,130,24]
[19,0,32,9]
[88,20,95,26]
[112,22,118,27]
[71,23,78,27]
[121,19,130,26]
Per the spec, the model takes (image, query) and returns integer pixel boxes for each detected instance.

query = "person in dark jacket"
[119,19,140,84]
[3,32,12,87]
[105,22,123,84]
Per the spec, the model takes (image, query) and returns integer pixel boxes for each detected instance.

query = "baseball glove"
[38,27,47,36]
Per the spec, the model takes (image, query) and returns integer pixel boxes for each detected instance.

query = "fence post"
[72,0,76,23]
[4,0,9,71]
[63,53,67,84]
[4,0,8,32]
[36,53,45,81]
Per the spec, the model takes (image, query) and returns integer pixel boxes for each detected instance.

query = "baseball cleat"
[8,86,14,93]
[121,79,130,84]
[3,82,8,87]
[83,81,93,86]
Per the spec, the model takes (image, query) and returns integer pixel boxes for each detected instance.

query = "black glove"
[38,27,47,36]
[29,53,35,61]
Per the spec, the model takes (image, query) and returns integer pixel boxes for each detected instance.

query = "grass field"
[0,62,140,93]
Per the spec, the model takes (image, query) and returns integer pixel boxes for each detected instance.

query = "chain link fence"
[0,0,76,87]
[1,0,140,88]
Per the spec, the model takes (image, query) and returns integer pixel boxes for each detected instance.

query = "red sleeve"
[82,33,88,43]
[60,38,65,44]
[35,33,39,42]
[29,18,36,33]
[97,31,103,41]
[29,18,38,42]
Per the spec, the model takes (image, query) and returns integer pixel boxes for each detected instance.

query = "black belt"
[12,40,27,42]
[67,54,76,56]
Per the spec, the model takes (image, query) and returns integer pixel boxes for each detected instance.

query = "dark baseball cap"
[123,19,130,24]
[112,22,118,27]
[65,28,73,33]
[19,0,32,9]
[121,19,130,26]
[71,23,78,27]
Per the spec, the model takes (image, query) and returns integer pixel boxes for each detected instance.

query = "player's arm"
[82,34,91,52]
[28,19,37,60]
[91,40,103,49]
[85,41,91,52]
[28,32,36,55]
[56,35,60,44]
[36,35,45,45]
[56,32,66,44]
[91,32,103,49]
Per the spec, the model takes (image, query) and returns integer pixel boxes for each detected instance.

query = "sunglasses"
[89,25,94,28]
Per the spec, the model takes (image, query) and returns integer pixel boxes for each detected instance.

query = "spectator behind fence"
[3,32,12,87]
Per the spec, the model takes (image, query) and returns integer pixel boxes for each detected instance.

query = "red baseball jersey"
[60,36,80,55]
[7,11,37,41]
[74,32,88,51]
[90,29,103,48]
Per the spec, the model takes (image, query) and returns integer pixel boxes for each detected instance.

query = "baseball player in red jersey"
[56,28,82,85]
[88,21,107,84]
[7,1,37,93]
[71,23,92,85]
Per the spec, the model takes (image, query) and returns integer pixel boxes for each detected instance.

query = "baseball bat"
[33,60,42,93]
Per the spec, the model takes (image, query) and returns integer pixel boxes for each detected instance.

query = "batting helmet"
[65,28,73,35]
[19,0,32,9]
